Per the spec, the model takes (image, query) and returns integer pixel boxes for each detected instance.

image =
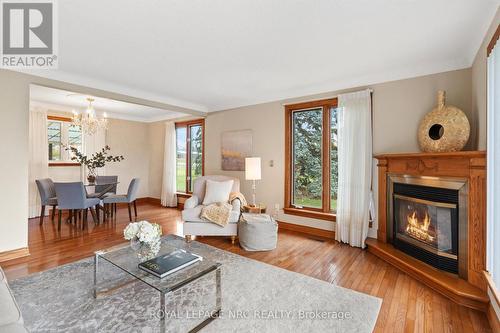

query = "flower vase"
[130,237,161,261]
[87,172,96,184]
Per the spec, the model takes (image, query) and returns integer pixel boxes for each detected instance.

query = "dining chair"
[35,179,58,226]
[54,182,101,230]
[103,178,140,221]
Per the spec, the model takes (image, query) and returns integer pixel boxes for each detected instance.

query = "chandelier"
[72,97,108,135]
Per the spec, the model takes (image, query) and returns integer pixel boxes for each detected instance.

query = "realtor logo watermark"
[1,0,58,68]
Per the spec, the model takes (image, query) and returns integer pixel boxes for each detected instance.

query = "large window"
[47,116,82,163]
[285,98,338,221]
[175,119,204,193]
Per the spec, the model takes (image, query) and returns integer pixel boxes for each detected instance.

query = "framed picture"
[221,130,253,171]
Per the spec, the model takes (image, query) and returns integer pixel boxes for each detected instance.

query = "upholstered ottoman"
[238,213,278,251]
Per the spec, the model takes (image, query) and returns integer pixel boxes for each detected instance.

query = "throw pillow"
[202,179,234,205]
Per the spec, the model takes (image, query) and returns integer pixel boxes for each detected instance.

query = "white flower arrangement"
[124,221,162,260]
[124,220,162,243]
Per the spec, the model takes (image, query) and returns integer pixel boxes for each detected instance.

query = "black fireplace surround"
[392,182,459,274]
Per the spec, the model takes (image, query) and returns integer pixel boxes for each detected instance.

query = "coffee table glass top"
[96,235,221,293]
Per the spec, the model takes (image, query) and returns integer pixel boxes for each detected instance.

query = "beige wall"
[148,121,166,199]
[105,118,150,198]
[472,7,500,150]
[205,68,473,233]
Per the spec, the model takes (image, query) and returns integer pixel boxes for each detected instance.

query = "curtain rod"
[281,88,373,106]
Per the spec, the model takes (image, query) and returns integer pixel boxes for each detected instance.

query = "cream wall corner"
[105,118,151,198]
[148,121,166,199]
[0,70,30,252]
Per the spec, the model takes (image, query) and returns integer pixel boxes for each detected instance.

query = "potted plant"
[65,145,124,183]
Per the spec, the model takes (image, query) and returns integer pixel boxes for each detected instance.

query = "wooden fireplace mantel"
[368,150,488,310]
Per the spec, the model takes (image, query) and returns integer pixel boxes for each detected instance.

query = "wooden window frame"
[47,115,81,167]
[487,23,500,57]
[175,119,205,194]
[284,98,337,222]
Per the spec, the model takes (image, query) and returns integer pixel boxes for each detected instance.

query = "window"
[285,98,338,221]
[487,26,500,290]
[47,116,82,163]
[175,119,204,193]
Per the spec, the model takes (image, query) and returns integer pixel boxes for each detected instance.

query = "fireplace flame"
[405,211,435,242]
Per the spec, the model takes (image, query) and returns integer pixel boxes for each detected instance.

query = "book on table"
[138,249,203,278]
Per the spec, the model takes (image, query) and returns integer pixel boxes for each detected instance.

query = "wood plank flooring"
[0,202,492,332]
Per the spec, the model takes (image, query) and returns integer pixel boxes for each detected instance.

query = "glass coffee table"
[93,235,222,332]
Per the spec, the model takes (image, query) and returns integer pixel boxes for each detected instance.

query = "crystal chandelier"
[72,97,108,135]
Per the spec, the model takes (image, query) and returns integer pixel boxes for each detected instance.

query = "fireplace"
[388,175,468,278]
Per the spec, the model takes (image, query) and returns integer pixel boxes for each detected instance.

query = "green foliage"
[293,108,338,207]
[65,145,124,175]
[191,125,203,179]
[293,110,323,205]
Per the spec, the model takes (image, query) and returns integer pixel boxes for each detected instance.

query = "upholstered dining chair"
[35,178,58,226]
[54,182,101,230]
[103,178,140,221]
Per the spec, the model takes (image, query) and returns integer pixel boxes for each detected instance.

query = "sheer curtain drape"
[81,127,106,181]
[28,108,49,218]
[161,121,177,207]
[487,40,500,288]
[335,89,373,248]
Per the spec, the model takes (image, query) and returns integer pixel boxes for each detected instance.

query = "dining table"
[84,182,120,221]
[84,182,120,199]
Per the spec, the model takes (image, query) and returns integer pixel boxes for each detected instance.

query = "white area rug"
[10,236,381,332]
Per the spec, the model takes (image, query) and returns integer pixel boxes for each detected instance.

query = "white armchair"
[182,176,241,244]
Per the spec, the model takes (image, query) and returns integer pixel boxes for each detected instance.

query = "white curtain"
[28,108,49,218]
[336,89,373,248]
[161,121,178,207]
[487,41,500,288]
[81,127,106,181]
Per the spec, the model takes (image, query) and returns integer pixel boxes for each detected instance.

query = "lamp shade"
[245,157,261,180]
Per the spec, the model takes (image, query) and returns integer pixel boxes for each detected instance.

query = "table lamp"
[245,157,261,207]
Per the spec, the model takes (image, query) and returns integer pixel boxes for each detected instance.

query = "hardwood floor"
[1,202,492,333]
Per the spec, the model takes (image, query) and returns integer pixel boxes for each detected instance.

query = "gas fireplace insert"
[388,175,468,277]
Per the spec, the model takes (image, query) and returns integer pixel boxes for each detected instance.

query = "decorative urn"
[417,91,470,152]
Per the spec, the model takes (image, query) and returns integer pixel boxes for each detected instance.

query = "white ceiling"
[30,84,188,122]
[23,0,500,112]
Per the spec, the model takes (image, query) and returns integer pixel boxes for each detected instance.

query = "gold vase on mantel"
[417,90,470,153]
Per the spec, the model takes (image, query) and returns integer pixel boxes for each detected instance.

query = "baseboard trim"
[277,220,335,239]
[488,302,500,333]
[0,247,30,263]
[484,271,500,332]
[136,197,161,205]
